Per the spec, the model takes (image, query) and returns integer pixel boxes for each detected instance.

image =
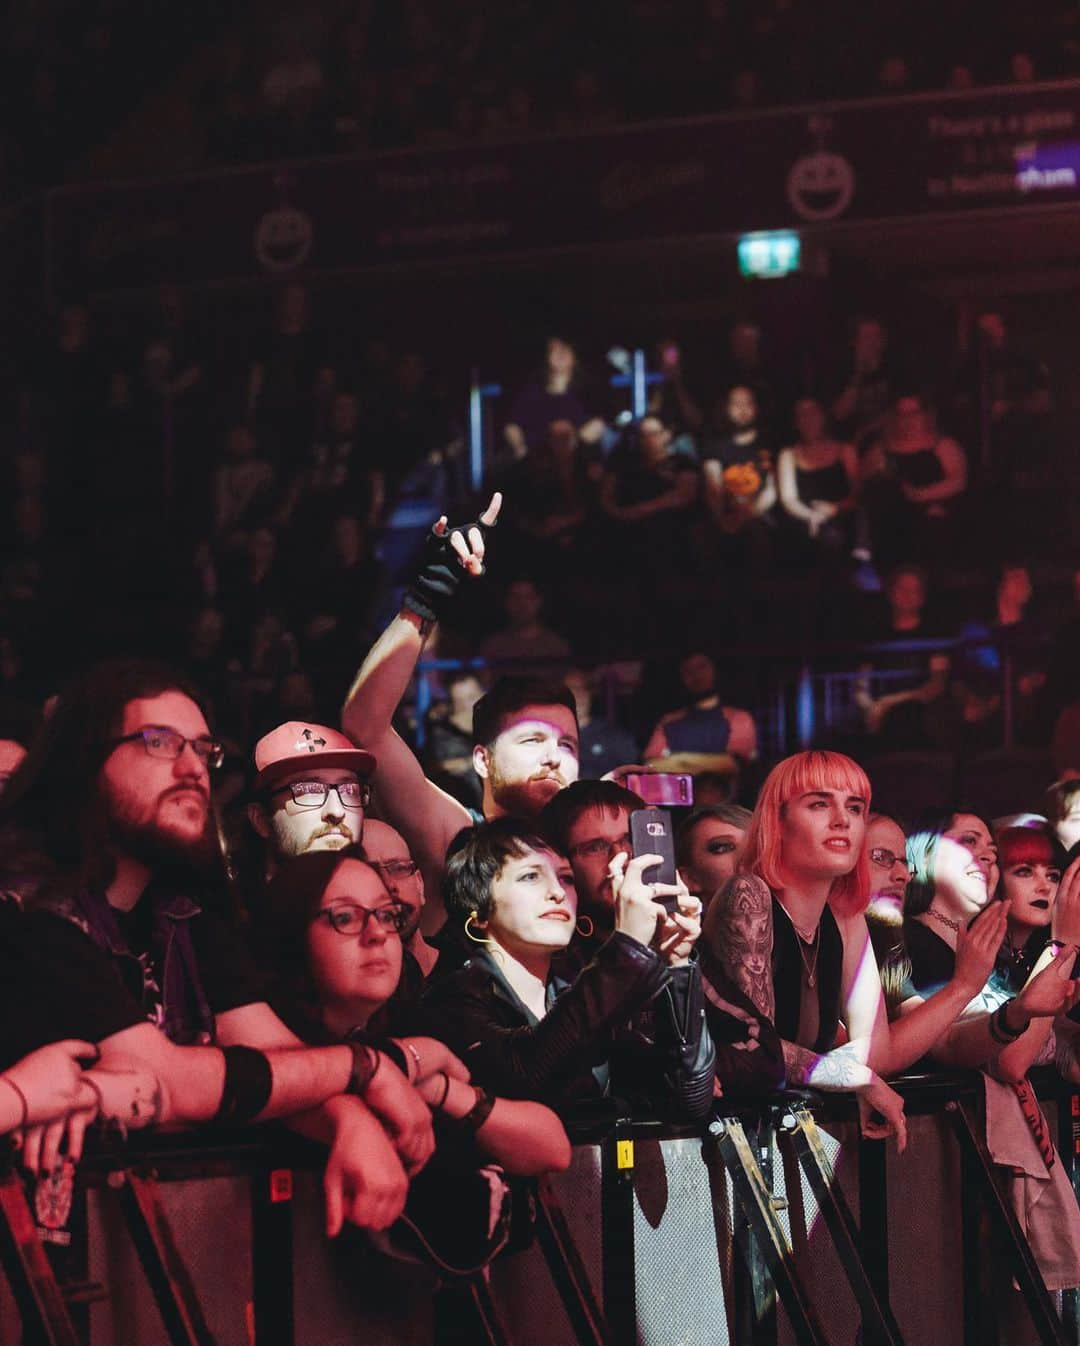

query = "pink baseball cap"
[253,722,376,789]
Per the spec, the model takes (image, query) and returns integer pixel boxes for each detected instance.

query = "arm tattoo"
[709,875,775,1021]
[782,1040,872,1090]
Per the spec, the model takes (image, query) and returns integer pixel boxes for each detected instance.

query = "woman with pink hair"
[702,750,907,1145]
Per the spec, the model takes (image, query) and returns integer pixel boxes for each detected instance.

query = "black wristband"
[345,1043,380,1097]
[990,1000,1027,1044]
[458,1087,496,1132]
[215,1046,274,1124]
[367,1036,409,1077]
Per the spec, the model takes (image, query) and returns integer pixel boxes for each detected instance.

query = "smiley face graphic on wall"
[786,150,856,221]
[254,203,314,272]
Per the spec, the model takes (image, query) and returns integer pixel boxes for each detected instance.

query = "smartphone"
[623,772,694,808]
[629,807,679,910]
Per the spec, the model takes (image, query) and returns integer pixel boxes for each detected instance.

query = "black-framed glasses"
[870,846,913,874]
[569,834,631,861]
[271,780,370,810]
[368,858,420,881]
[315,902,410,937]
[111,726,224,770]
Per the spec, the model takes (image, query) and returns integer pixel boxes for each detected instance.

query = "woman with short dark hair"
[424,818,715,1119]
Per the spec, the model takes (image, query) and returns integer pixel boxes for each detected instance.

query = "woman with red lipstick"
[425,817,716,1119]
[994,825,1063,986]
[257,845,571,1178]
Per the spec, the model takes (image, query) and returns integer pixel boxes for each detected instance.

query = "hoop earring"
[464,914,492,946]
[575,915,594,938]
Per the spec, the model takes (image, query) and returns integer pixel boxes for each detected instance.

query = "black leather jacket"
[422,931,716,1121]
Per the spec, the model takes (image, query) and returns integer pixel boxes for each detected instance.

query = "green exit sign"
[738,231,801,278]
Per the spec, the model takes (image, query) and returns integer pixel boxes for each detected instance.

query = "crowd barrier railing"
[2,1071,1079,1346]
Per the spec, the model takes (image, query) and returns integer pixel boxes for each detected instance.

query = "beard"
[490,771,566,821]
[108,793,218,877]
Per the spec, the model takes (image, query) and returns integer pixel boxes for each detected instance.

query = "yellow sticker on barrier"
[616,1139,634,1170]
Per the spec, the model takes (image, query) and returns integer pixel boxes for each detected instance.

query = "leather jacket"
[422,931,716,1121]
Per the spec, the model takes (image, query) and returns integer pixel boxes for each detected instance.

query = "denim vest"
[32,884,216,1046]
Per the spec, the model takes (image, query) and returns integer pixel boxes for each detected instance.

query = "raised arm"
[341,496,501,919]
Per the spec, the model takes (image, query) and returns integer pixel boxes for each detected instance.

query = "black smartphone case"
[629,807,678,908]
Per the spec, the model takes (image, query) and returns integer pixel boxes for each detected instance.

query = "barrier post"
[0,1168,83,1346]
[251,1164,294,1346]
[601,1118,637,1346]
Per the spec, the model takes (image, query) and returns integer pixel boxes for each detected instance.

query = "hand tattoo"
[707,875,775,1021]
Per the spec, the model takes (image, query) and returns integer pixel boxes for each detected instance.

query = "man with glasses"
[0,660,462,1233]
[247,721,375,865]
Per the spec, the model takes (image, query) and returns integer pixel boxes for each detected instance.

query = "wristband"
[0,1076,28,1130]
[345,1043,380,1097]
[214,1046,274,1124]
[459,1087,495,1133]
[366,1037,408,1077]
[990,1000,1027,1045]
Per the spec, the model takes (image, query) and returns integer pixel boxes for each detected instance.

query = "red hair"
[739,751,872,917]
[996,825,1059,871]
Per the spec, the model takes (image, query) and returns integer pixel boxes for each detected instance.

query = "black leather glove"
[402,511,496,625]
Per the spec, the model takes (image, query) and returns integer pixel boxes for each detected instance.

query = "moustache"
[529,771,566,787]
[160,784,210,807]
[308,823,355,845]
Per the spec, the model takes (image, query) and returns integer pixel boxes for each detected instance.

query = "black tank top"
[794,458,849,506]
[771,897,844,1054]
[889,444,945,489]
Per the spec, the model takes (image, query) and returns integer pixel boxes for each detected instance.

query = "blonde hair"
[740,751,872,917]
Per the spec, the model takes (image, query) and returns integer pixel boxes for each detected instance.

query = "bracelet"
[345,1043,380,1097]
[436,1072,451,1109]
[0,1076,28,1130]
[990,1000,1027,1045]
[458,1087,495,1133]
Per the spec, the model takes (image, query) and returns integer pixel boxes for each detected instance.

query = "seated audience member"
[564,667,639,780]
[701,385,776,546]
[343,497,582,920]
[644,651,757,763]
[423,668,486,812]
[862,394,966,565]
[776,398,858,551]
[598,416,700,569]
[425,818,715,1119]
[0,661,444,1232]
[706,751,906,1145]
[503,338,605,461]
[212,424,276,541]
[676,804,752,903]
[854,565,949,747]
[647,340,703,445]
[542,783,780,1098]
[257,846,570,1177]
[479,577,572,671]
[499,419,598,571]
[831,317,896,449]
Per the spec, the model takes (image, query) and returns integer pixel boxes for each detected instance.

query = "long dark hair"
[0,658,214,900]
[903,809,958,918]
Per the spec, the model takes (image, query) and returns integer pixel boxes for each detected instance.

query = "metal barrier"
[2,1074,1077,1346]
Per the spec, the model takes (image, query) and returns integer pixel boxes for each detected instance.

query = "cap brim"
[255,748,377,789]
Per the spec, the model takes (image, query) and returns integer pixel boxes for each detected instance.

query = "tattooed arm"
[781,1040,875,1089]
[702,874,775,1021]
